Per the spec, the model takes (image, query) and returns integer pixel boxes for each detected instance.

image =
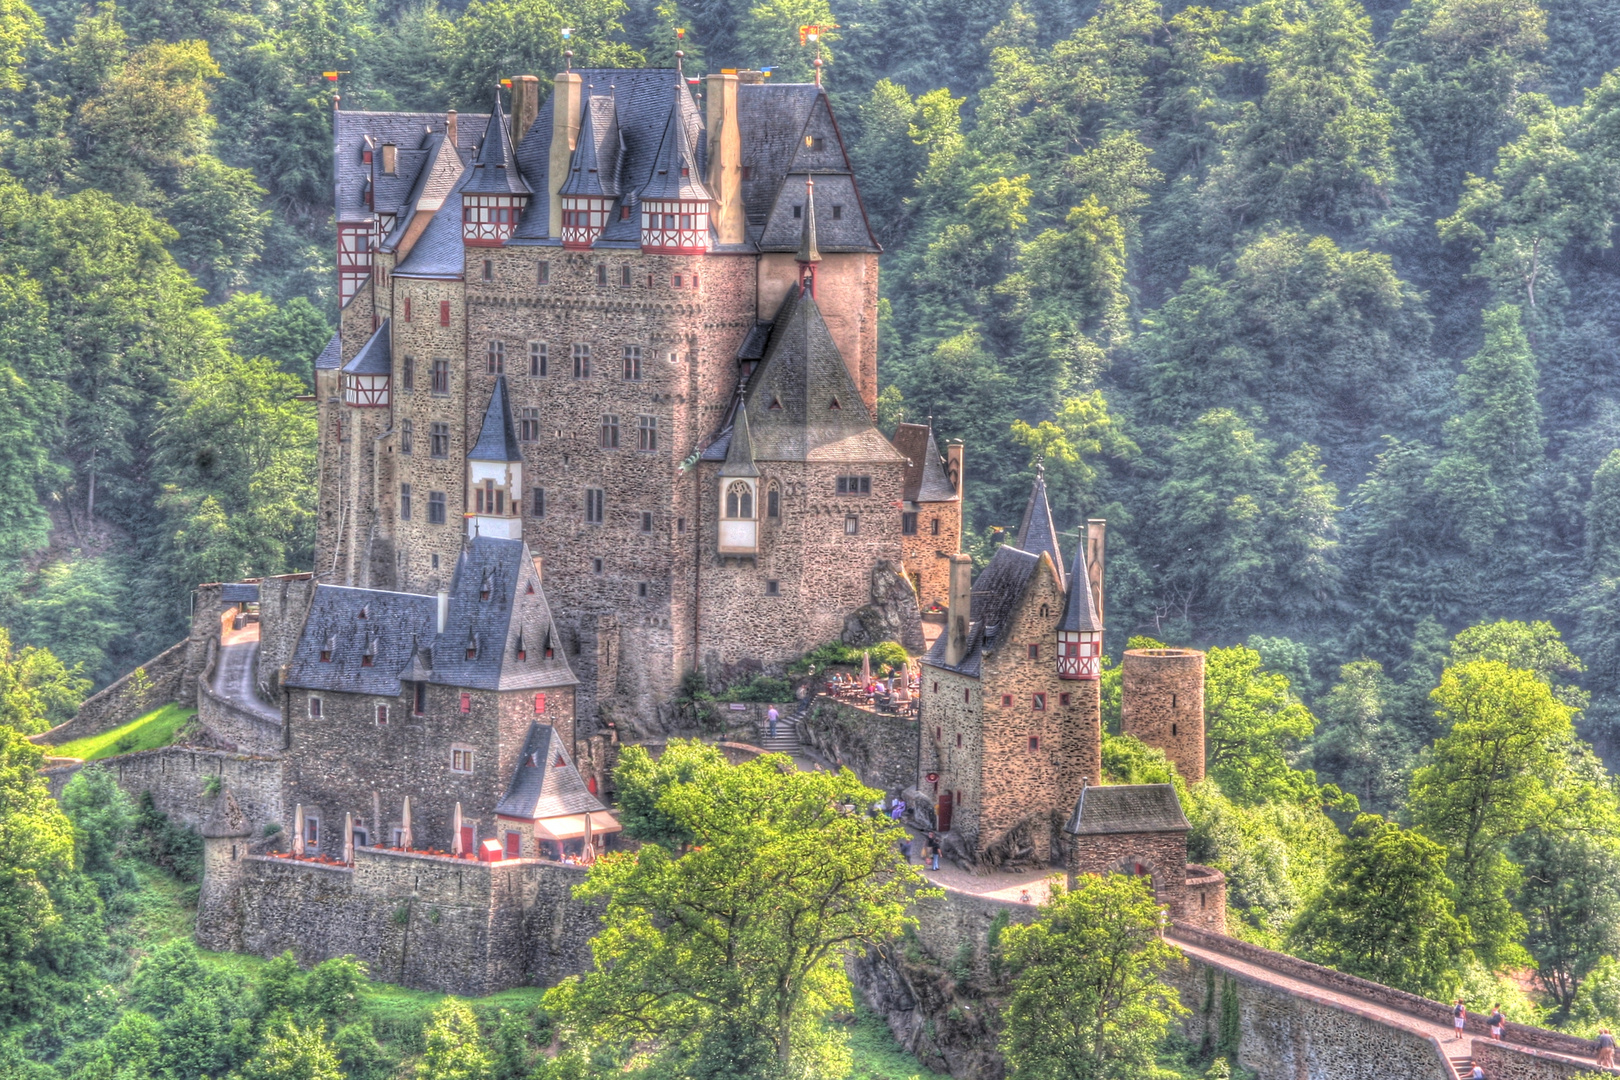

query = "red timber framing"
[1057,631,1101,680]
[640,199,710,253]
[337,223,375,305]
[463,195,525,246]
[343,373,390,407]
[561,196,612,248]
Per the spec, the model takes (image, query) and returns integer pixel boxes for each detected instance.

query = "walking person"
[1598,1028,1616,1067]
[1470,1065,1484,1080]
[927,832,941,871]
[1453,999,1467,1041]
[767,705,780,739]
[1489,1004,1504,1041]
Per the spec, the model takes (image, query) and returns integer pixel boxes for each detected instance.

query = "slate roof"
[334,110,485,225]
[313,332,342,371]
[557,90,622,197]
[463,95,531,195]
[796,176,821,263]
[494,723,607,819]
[222,583,260,604]
[700,285,903,465]
[393,187,465,278]
[893,423,957,504]
[639,78,712,201]
[1016,467,1064,592]
[470,376,522,462]
[921,544,1041,678]
[718,393,759,477]
[343,319,391,375]
[736,322,772,361]
[380,132,468,257]
[286,538,577,695]
[1058,541,1101,634]
[1064,784,1190,836]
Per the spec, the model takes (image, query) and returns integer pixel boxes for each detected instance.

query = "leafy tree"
[611,737,729,850]
[167,155,270,299]
[547,757,926,1073]
[216,292,332,382]
[738,0,835,82]
[1307,660,1417,813]
[0,723,74,1027]
[7,556,126,680]
[1590,448,1620,577]
[0,627,87,734]
[59,766,132,883]
[417,999,491,1080]
[1410,659,1575,969]
[1203,644,1319,805]
[998,874,1186,1080]
[237,1019,345,1080]
[1288,814,1466,998]
[1512,828,1620,1017]
[0,0,41,93]
[1450,619,1588,712]
[444,0,642,111]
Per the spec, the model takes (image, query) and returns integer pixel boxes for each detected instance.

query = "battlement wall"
[42,746,284,830]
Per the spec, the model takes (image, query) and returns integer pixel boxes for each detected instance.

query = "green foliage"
[50,703,195,761]
[237,1019,345,1080]
[611,738,730,850]
[1288,814,1466,997]
[793,639,911,676]
[1203,645,1319,805]
[0,627,86,735]
[418,999,492,1080]
[547,755,928,1074]
[998,875,1187,1080]
[0,721,74,1028]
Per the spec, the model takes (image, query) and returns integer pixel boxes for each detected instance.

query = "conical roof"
[1016,465,1064,591]
[464,92,531,195]
[201,788,252,838]
[1058,537,1101,633]
[470,376,522,462]
[796,177,821,264]
[638,78,711,201]
[558,89,622,197]
[719,393,760,477]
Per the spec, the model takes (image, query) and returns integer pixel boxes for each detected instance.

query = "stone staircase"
[757,700,808,756]
[1448,1054,1474,1079]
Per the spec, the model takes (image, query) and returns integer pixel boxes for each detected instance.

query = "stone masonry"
[1122,647,1206,783]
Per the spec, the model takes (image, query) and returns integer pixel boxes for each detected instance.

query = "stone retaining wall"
[209,847,601,996]
[1171,953,1453,1080]
[31,640,190,747]
[196,662,284,755]
[799,696,919,794]
[1170,926,1600,1059]
[42,747,284,831]
[1472,1038,1618,1079]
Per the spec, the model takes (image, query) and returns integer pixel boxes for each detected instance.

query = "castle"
[315,66,962,731]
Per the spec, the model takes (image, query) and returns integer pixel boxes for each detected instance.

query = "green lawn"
[51,703,195,761]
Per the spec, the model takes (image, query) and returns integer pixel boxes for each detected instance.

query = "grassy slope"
[51,704,195,761]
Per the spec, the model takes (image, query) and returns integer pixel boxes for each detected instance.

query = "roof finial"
[676,49,684,77]
[814,56,823,86]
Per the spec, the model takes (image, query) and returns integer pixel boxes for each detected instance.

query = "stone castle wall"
[197,665,284,755]
[798,697,918,796]
[255,574,317,697]
[32,639,190,747]
[1122,649,1206,783]
[42,747,284,830]
[1472,1038,1619,1079]
[207,847,600,996]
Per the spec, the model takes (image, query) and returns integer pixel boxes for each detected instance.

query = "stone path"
[214,621,280,724]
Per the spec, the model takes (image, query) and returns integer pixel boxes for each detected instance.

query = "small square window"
[439,300,450,326]
[1028,735,1040,751]
[593,557,604,574]
[956,733,962,747]
[623,346,642,381]
[401,419,413,454]
[793,204,802,219]
[641,511,653,533]
[432,359,450,394]
[933,681,939,694]
[529,341,547,376]
[844,514,859,535]
[620,205,631,220]
[1028,644,1040,660]
[638,414,657,451]
[538,260,550,284]
[428,491,446,524]
[672,274,683,287]
[1001,694,1013,707]
[534,693,547,714]
[451,748,474,773]
[902,512,918,535]
[402,356,415,390]
[621,264,632,285]
[486,339,505,374]
[832,204,843,220]
[597,264,608,285]
[765,579,780,596]
[767,487,780,517]
[459,692,471,713]
[600,414,620,449]
[376,704,389,726]
[836,475,872,495]
[520,407,540,442]
[932,517,941,536]
[585,487,605,524]
[430,423,450,458]
[638,581,648,598]
[572,343,591,378]
[400,482,411,520]
[1032,693,1046,710]
[415,682,427,713]
[1059,692,1071,706]
[677,517,686,534]
[532,487,546,518]
[305,817,320,845]
[964,688,970,703]
[309,696,323,718]
[482,258,493,281]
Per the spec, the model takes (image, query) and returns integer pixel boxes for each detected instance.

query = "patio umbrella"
[861,650,871,686]
[401,796,413,851]
[343,811,354,864]
[452,802,464,855]
[293,804,306,856]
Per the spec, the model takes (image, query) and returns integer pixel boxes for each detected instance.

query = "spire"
[1057,537,1101,633]
[796,178,821,265]
[1016,463,1064,590]
[464,90,531,194]
[470,376,522,462]
[719,392,760,477]
[639,77,711,202]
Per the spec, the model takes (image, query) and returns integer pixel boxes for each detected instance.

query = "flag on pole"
[322,71,347,81]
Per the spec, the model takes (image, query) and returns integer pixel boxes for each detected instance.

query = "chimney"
[548,72,584,238]
[1086,519,1106,625]
[945,438,965,544]
[436,590,449,634]
[446,109,457,146]
[945,553,973,667]
[704,72,745,245]
[510,75,540,146]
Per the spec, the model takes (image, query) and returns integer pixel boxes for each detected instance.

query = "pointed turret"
[470,376,521,463]
[468,377,523,539]
[1016,464,1063,591]
[719,393,759,478]
[558,88,622,248]
[1057,537,1101,679]
[639,77,712,253]
[463,90,530,245]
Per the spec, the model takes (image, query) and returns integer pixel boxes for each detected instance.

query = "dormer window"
[829,398,841,410]
[381,143,397,175]
[463,193,527,246]
[719,478,759,555]
[1058,628,1101,680]
[562,196,612,248]
[641,198,710,254]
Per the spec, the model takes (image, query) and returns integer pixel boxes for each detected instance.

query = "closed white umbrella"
[293,804,305,857]
[401,796,413,851]
[452,802,464,855]
[861,650,871,686]
[343,811,354,864]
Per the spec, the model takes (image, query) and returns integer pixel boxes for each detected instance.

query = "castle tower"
[196,785,253,951]
[894,420,962,610]
[1016,464,1063,591]
[1121,648,1206,782]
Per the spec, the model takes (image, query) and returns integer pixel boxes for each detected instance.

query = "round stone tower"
[1121,648,1205,783]
[196,785,254,951]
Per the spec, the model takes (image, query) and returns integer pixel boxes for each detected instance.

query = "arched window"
[725,481,753,519]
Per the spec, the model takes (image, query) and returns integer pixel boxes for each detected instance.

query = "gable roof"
[380,130,472,260]
[701,285,902,465]
[463,94,531,195]
[494,723,607,819]
[470,376,522,462]
[718,393,759,477]
[343,319,391,376]
[334,110,485,225]
[1058,540,1101,634]
[894,423,957,503]
[313,332,342,371]
[1064,784,1189,836]
[286,537,577,695]
[393,187,465,279]
[1016,467,1064,592]
[921,544,1043,678]
[201,788,252,838]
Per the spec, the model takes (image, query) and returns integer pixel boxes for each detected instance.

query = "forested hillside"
[2,0,1620,737]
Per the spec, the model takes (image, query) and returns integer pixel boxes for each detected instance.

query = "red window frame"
[460,692,471,713]
[439,300,450,326]
[534,693,546,714]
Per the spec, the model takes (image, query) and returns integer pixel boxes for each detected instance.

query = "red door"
[460,825,474,854]
[505,831,521,858]
[937,791,954,831]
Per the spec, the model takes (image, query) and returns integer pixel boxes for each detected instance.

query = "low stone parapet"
[1473,1037,1618,1079]
[798,696,919,794]
[31,639,189,746]
[41,746,283,830]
